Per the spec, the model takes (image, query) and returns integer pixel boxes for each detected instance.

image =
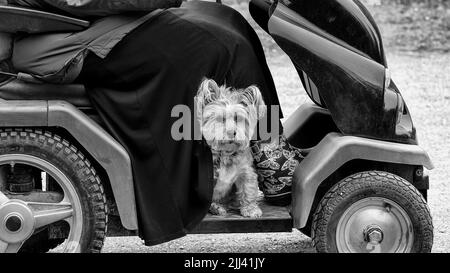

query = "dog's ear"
[241,85,267,120]
[195,78,220,119]
[197,78,220,103]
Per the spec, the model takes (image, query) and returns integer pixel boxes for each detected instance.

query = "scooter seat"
[0,80,92,108]
[0,5,90,34]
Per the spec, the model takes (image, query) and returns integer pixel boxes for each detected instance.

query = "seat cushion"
[0,80,92,108]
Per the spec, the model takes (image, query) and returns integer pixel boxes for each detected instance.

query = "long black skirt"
[77,1,281,245]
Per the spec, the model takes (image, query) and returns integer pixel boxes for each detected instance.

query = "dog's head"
[195,78,266,153]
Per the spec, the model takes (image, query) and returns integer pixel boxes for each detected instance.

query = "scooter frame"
[0,0,435,248]
[0,98,434,233]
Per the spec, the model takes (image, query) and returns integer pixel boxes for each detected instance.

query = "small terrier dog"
[195,78,266,218]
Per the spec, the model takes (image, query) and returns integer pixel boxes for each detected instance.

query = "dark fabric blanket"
[76,1,281,245]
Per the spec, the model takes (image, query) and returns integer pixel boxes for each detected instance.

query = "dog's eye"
[240,102,249,107]
[235,115,245,124]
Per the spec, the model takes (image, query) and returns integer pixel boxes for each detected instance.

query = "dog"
[195,78,266,218]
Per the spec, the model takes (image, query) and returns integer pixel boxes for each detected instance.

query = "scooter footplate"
[106,200,293,237]
[190,200,293,234]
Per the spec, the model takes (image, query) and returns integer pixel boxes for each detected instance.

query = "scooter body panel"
[273,0,386,65]
[248,0,418,144]
[292,131,433,228]
[0,99,138,230]
[285,106,433,228]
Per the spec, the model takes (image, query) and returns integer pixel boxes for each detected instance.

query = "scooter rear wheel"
[311,171,433,253]
[0,129,107,253]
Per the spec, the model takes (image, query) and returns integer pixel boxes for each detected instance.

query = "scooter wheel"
[0,129,107,253]
[311,171,433,253]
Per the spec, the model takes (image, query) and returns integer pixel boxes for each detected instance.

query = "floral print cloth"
[251,135,305,205]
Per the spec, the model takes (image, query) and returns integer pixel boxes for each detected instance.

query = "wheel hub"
[5,214,23,232]
[0,154,85,253]
[364,225,384,244]
[336,197,414,253]
[0,201,35,243]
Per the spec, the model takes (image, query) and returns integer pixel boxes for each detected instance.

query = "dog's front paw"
[240,204,263,218]
[210,202,227,216]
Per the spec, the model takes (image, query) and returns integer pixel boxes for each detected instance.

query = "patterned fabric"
[251,135,305,205]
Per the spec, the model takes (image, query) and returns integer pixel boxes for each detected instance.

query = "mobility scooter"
[0,0,434,253]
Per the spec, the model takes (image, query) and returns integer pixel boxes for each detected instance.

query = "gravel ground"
[102,230,314,253]
[102,1,450,253]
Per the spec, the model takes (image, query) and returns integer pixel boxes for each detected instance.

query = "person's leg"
[78,8,235,245]
[0,33,12,62]
[170,1,283,139]
[169,1,282,112]
[0,33,14,83]
[77,1,282,245]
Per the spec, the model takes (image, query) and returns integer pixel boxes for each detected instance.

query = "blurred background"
[102,0,450,253]
[226,0,450,53]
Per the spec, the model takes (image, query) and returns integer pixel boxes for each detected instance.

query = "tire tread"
[311,171,433,253]
[0,128,108,253]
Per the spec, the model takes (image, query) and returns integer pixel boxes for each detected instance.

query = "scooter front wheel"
[0,129,107,253]
[311,171,433,253]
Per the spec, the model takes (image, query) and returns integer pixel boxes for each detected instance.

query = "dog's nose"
[226,130,236,138]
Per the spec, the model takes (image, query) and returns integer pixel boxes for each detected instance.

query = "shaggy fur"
[195,78,266,218]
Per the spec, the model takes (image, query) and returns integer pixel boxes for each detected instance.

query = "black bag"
[251,135,305,206]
